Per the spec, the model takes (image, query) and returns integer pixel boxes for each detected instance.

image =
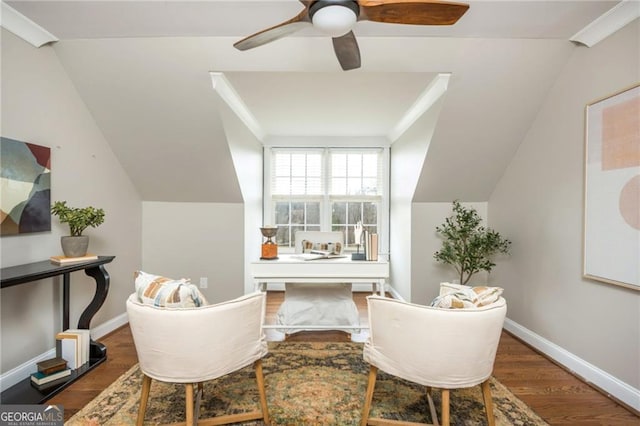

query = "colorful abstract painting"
[1,137,51,235]
[584,85,640,290]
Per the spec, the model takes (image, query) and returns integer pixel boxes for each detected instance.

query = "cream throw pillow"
[134,271,208,308]
[431,282,503,309]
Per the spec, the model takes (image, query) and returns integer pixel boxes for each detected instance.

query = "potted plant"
[51,201,105,257]
[434,200,511,285]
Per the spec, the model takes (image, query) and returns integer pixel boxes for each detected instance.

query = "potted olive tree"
[434,200,511,285]
[51,201,105,257]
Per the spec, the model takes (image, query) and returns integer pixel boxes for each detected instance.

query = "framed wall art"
[583,84,640,290]
[0,137,51,236]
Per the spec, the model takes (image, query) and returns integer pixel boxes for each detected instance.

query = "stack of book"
[56,329,91,370]
[50,254,98,265]
[30,357,70,391]
[364,231,379,261]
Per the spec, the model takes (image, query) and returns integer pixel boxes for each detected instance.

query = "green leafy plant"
[51,201,105,236]
[434,200,511,285]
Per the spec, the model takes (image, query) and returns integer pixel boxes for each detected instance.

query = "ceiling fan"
[234,0,470,71]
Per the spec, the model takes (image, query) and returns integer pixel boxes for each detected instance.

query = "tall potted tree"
[51,201,105,257]
[434,200,511,285]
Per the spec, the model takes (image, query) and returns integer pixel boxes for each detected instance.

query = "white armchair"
[361,295,507,426]
[126,291,270,426]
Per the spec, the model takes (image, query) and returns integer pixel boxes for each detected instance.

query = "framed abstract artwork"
[583,84,640,291]
[0,137,51,235]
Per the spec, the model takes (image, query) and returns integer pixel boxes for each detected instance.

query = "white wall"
[141,202,245,303]
[1,30,141,375]
[215,97,264,294]
[489,20,640,392]
[389,96,445,301]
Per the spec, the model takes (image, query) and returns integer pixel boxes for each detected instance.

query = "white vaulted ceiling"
[3,0,628,202]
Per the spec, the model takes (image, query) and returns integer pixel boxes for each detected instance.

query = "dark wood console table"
[0,255,115,404]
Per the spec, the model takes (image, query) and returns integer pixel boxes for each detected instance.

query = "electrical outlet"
[199,277,208,289]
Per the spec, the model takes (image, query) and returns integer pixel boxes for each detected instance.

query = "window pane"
[291,177,305,195]
[291,154,306,176]
[362,154,377,176]
[346,226,356,245]
[332,225,346,240]
[291,202,305,224]
[347,202,362,224]
[307,177,322,195]
[348,177,361,195]
[275,154,290,175]
[307,225,321,232]
[273,151,325,196]
[275,202,289,224]
[332,178,346,195]
[307,155,322,177]
[363,202,377,224]
[274,177,290,195]
[276,226,290,246]
[332,202,346,224]
[347,154,362,176]
[332,154,346,176]
[307,203,320,224]
[363,178,377,195]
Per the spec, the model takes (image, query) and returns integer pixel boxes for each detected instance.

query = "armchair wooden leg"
[194,360,270,426]
[137,374,152,426]
[194,382,204,424]
[426,387,439,426]
[255,359,271,425]
[185,383,195,426]
[481,380,496,426]
[441,389,450,426]
[360,366,378,426]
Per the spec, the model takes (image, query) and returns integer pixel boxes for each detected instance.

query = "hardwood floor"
[49,292,639,424]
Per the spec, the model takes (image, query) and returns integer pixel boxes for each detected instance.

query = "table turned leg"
[79,264,110,360]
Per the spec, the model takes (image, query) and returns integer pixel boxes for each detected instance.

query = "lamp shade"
[311,5,357,37]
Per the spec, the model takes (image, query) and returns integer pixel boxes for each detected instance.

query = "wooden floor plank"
[48,292,639,424]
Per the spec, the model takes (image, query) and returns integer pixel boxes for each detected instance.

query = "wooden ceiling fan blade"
[332,31,361,71]
[359,0,469,26]
[234,10,311,51]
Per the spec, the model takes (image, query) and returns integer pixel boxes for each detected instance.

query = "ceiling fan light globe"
[312,5,357,37]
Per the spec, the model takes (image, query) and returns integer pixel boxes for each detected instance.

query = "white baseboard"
[0,312,129,392]
[384,284,405,301]
[504,318,640,413]
[90,312,129,341]
[0,348,57,392]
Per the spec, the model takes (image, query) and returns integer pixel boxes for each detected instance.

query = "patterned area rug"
[68,342,548,425]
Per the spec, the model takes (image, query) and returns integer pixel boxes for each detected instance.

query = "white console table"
[250,254,389,295]
[250,255,389,332]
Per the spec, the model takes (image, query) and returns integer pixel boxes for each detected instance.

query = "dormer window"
[265,147,388,253]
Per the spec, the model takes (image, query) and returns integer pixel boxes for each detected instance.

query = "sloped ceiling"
[5,0,621,203]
